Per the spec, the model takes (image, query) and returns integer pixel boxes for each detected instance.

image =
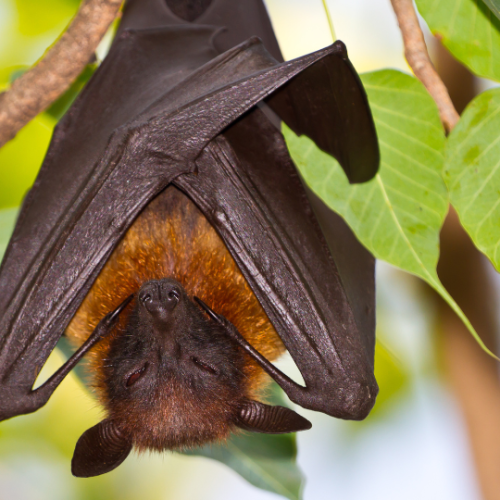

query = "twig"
[321,0,336,42]
[0,0,123,148]
[390,0,459,133]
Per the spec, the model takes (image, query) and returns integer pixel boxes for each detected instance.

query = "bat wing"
[116,0,284,61]
[176,107,377,419]
[0,24,378,419]
[116,0,379,182]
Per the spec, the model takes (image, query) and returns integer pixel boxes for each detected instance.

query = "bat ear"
[235,400,312,434]
[72,419,132,478]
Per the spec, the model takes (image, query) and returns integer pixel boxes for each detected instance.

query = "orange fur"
[67,186,284,406]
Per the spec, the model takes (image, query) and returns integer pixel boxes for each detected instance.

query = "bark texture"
[0,0,123,148]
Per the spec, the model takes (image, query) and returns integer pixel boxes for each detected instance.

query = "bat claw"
[194,297,224,325]
[194,296,245,347]
[105,294,134,326]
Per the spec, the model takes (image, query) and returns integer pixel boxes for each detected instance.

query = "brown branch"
[390,0,460,133]
[0,0,123,148]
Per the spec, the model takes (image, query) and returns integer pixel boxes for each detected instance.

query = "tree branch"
[0,0,123,148]
[390,0,460,133]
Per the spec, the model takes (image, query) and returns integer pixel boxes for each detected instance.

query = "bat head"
[71,278,311,478]
[103,277,247,449]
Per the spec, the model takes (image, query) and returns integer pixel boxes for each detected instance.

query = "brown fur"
[110,369,245,452]
[67,186,284,417]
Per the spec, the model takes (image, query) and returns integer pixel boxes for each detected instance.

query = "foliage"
[16,0,79,36]
[445,89,500,271]
[286,70,447,294]
[0,114,55,209]
[482,0,500,22]
[416,0,500,83]
[0,207,18,258]
[284,69,492,355]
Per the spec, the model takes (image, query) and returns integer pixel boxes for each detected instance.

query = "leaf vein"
[370,103,443,133]
[379,139,443,178]
[376,118,443,157]
[382,162,445,199]
[461,155,500,215]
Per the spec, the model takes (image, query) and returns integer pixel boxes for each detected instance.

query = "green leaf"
[444,88,500,272]
[187,434,303,500]
[370,340,409,418]
[416,0,500,82]
[0,207,18,264]
[482,0,500,21]
[0,113,55,210]
[185,384,304,500]
[284,69,494,356]
[16,0,80,36]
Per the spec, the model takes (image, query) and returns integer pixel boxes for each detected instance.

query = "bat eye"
[125,363,149,387]
[191,356,217,375]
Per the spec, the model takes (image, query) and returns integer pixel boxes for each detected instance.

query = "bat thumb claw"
[194,296,224,324]
[106,294,134,325]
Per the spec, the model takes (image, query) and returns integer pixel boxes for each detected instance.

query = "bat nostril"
[139,280,162,306]
[139,292,153,305]
[164,286,180,310]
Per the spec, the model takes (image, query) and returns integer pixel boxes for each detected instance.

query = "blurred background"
[0,0,497,498]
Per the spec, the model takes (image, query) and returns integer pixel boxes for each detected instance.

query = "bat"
[0,0,380,476]
[68,186,312,477]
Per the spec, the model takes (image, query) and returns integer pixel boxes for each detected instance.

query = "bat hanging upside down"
[67,187,311,477]
[0,0,380,480]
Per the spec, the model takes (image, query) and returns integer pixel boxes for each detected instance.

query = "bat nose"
[158,279,182,311]
[139,279,182,321]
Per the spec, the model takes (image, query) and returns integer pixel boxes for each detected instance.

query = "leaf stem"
[432,279,499,360]
[321,0,336,42]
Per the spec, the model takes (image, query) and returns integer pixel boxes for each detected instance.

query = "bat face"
[103,278,247,451]
[70,277,311,478]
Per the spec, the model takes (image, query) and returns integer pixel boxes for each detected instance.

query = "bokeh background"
[0,0,495,498]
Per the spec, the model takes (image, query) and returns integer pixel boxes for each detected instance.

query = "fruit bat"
[0,0,380,476]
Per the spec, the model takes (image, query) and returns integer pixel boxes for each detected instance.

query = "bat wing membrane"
[176,109,377,418]
[0,25,378,420]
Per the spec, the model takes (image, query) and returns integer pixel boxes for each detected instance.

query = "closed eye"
[191,356,217,375]
[125,363,149,387]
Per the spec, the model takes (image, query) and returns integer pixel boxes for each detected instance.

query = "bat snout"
[138,279,183,323]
